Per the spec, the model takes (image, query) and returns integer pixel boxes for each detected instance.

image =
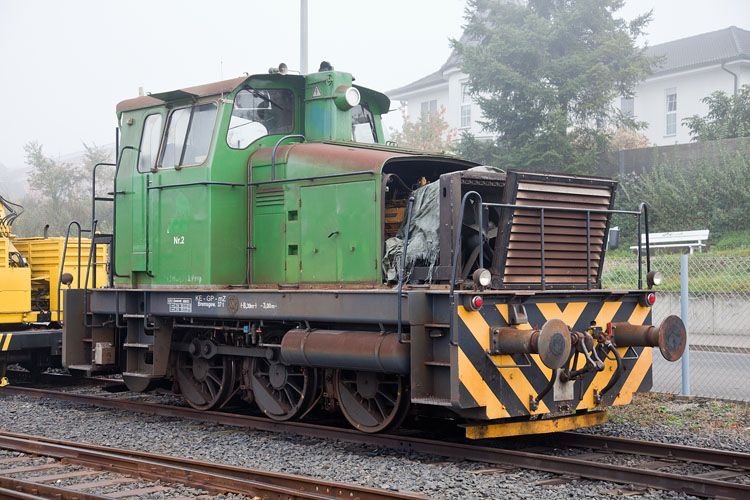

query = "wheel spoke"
[377,390,397,406]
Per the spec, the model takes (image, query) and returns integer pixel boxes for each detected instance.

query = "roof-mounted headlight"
[334,86,360,110]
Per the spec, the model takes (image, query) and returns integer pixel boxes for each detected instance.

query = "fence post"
[680,253,690,396]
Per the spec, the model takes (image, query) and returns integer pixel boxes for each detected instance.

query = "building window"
[665,88,677,136]
[620,97,634,118]
[460,82,472,128]
[420,99,437,117]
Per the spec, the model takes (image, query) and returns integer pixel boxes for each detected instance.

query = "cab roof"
[116,73,390,114]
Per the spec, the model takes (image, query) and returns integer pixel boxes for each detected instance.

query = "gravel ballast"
[0,390,747,499]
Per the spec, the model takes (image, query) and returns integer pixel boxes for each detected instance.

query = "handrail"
[109,143,139,279]
[57,221,82,322]
[91,162,116,288]
[396,196,416,340]
[270,134,305,180]
[461,200,651,292]
[251,170,374,186]
[147,181,244,190]
[450,191,484,297]
[83,220,98,329]
[84,219,98,296]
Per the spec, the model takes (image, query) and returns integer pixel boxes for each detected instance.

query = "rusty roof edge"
[116,73,309,114]
[116,76,249,114]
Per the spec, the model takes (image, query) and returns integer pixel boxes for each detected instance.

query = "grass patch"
[602,253,750,292]
[713,230,750,252]
[609,392,750,436]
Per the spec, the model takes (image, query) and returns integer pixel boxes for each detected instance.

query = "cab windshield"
[227,88,294,149]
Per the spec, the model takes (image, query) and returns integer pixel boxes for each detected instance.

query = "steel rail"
[2,386,749,498]
[0,476,107,499]
[554,432,750,470]
[0,431,421,500]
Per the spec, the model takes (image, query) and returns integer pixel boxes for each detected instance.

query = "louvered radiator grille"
[500,177,614,287]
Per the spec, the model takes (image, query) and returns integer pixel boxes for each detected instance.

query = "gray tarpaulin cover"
[382,166,503,283]
[382,180,440,283]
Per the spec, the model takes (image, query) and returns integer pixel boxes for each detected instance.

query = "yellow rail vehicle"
[0,197,106,384]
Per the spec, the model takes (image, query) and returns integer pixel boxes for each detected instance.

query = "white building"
[387,26,750,147]
[627,26,750,145]
[387,44,493,141]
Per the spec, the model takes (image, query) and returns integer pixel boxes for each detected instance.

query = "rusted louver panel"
[498,173,616,288]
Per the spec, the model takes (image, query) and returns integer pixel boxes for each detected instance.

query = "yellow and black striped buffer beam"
[0,333,13,352]
[453,296,653,420]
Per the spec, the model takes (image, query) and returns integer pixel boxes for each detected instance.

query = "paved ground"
[653,349,750,401]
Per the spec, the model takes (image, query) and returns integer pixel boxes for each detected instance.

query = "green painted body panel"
[298,181,379,283]
[113,70,405,287]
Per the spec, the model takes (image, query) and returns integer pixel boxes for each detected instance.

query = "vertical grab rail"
[585,210,591,289]
[636,210,643,289]
[90,162,116,288]
[57,221,82,322]
[640,203,651,277]
[635,203,651,290]
[449,191,484,296]
[396,196,416,340]
[83,220,98,329]
[540,208,545,291]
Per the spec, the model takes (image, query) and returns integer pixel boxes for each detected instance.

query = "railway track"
[2,385,749,498]
[0,430,424,500]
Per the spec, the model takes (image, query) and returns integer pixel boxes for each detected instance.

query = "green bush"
[614,150,750,249]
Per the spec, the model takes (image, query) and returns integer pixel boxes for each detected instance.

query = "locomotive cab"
[112,67,391,287]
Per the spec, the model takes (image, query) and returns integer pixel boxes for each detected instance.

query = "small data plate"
[553,370,575,401]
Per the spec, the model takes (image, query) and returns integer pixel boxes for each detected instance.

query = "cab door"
[115,111,163,279]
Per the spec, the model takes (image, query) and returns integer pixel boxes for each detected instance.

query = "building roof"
[646,26,750,76]
[387,26,750,99]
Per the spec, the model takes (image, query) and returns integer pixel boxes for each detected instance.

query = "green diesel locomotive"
[63,63,686,438]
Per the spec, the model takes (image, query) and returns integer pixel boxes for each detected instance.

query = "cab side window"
[227,89,294,149]
[160,103,218,168]
[137,114,163,172]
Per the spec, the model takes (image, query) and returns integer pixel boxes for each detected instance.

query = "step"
[411,397,452,407]
[424,360,450,367]
[123,343,151,349]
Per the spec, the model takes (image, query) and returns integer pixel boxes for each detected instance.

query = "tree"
[389,107,456,153]
[683,85,750,142]
[608,127,651,151]
[13,142,113,237]
[453,0,652,173]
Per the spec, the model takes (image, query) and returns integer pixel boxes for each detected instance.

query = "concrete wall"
[653,292,750,339]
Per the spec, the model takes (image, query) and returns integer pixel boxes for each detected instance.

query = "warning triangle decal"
[312,85,321,97]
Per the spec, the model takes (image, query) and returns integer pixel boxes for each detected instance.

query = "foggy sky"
[0,0,747,169]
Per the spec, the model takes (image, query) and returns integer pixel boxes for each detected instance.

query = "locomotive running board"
[462,411,607,440]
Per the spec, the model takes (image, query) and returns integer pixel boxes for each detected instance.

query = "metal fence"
[602,254,750,401]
